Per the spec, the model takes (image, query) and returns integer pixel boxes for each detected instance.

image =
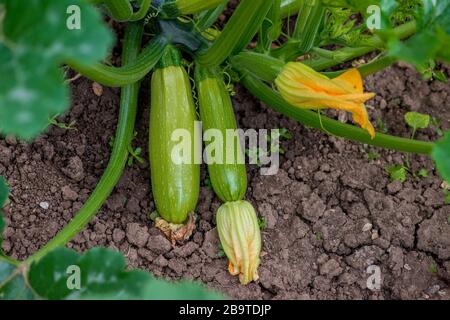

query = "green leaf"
[433,70,448,82]
[445,191,450,205]
[387,1,450,68]
[27,247,222,300]
[386,165,407,183]
[417,168,429,178]
[27,248,80,300]
[404,112,430,130]
[0,261,35,300]
[432,131,450,183]
[0,0,113,139]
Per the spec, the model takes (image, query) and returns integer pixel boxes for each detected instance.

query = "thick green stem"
[0,254,19,266]
[323,55,397,78]
[131,0,152,21]
[291,0,325,56]
[241,74,434,155]
[66,36,167,87]
[232,51,397,82]
[103,0,133,21]
[305,21,417,70]
[25,23,143,264]
[231,52,284,82]
[258,0,282,52]
[280,0,302,18]
[195,3,227,32]
[175,0,228,15]
[196,0,272,67]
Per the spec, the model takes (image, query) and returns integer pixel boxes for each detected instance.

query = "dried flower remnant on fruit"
[275,62,376,138]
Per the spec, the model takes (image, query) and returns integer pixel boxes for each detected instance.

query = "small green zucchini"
[195,66,247,203]
[149,46,200,224]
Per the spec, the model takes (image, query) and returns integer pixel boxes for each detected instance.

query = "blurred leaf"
[386,165,407,183]
[404,111,430,130]
[27,247,223,300]
[445,191,450,205]
[417,168,428,178]
[0,0,113,139]
[387,0,450,68]
[433,70,448,82]
[432,131,450,183]
[0,262,35,300]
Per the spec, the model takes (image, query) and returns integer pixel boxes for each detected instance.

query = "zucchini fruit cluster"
[149,47,261,284]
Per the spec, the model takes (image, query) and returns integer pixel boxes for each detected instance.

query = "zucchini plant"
[1,0,450,294]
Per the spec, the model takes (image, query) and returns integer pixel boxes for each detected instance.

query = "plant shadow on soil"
[1,62,450,300]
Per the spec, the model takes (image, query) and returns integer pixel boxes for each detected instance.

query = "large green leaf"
[25,247,223,300]
[0,261,35,300]
[387,0,450,68]
[0,0,113,139]
[432,131,450,184]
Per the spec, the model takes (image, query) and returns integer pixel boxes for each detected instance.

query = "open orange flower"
[275,62,376,139]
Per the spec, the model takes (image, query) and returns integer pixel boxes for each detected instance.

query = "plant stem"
[196,0,272,66]
[241,74,434,155]
[174,0,228,16]
[291,0,325,55]
[130,0,152,21]
[25,23,144,264]
[195,2,228,32]
[103,0,133,21]
[257,0,282,52]
[305,21,417,71]
[0,254,19,266]
[66,36,167,87]
[280,0,302,18]
[322,55,397,78]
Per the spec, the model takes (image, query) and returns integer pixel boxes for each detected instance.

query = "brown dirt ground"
[1,60,449,299]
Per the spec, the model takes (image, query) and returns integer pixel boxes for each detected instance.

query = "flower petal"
[332,68,364,93]
[276,62,376,138]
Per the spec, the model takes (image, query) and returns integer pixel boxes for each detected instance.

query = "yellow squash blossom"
[275,62,376,139]
[216,200,261,285]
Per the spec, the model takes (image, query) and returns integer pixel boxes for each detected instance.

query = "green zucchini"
[149,46,200,224]
[195,66,247,203]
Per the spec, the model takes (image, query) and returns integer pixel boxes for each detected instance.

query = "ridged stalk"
[280,0,302,18]
[258,0,282,52]
[293,0,325,52]
[195,3,227,32]
[196,0,272,66]
[306,21,417,70]
[103,0,133,21]
[66,36,168,87]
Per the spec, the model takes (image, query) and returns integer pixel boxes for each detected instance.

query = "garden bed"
[1,61,449,299]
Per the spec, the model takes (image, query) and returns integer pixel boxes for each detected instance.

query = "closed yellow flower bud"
[275,62,376,139]
[216,200,261,285]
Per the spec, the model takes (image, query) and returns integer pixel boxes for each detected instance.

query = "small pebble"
[404,264,412,271]
[39,201,49,210]
[362,223,373,232]
[371,230,379,240]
